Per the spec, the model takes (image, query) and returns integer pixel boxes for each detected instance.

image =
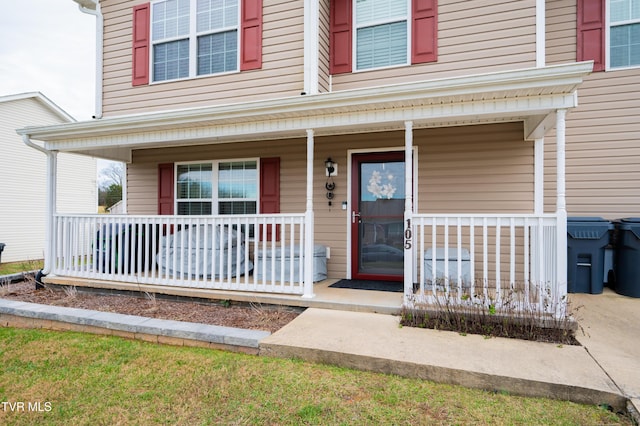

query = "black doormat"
[329,279,403,292]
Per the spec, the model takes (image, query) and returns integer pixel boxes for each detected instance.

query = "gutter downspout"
[77,2,103,119]
[21,135,57,282]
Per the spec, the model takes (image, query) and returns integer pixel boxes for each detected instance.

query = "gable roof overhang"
[17,62,593,163]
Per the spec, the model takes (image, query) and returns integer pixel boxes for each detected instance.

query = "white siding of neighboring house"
[0,94,97,264]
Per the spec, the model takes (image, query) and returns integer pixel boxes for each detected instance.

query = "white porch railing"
[52,214,310,295]
[409,214,561,314]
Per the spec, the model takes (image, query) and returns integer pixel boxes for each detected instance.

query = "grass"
[0,260,43,277]
[0,328,631,425]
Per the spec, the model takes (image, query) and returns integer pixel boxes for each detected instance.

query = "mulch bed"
[1,280,300,334]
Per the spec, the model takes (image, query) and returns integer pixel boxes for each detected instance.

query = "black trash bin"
[95,224,147,273]
[0,243,5,264]
[613,218,640,298]
[567,217,613,294]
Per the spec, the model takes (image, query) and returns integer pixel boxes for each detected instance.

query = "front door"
[351,152,405,281]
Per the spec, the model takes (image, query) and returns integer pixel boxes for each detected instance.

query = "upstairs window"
[578,0,640,71]
[132,1,262,86]
[152,0,239,82]
[609,0,640,68]
[355,0,409,70]
[330,0,437,75]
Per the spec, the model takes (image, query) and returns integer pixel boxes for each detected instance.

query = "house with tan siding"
[17,0,639,315]
[0,92,97,264]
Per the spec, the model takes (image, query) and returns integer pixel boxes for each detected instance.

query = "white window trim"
[174,158,260,215]
[352,0,412,73]
[606,0,640,71]
[150,0,241,83]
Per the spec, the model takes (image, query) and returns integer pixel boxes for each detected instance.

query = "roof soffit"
[17,62,593,151]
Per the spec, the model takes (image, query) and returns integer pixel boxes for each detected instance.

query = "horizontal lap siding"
[101,0,305,117]
[546,0,640,219]
[318,0,330,93]
[0,99,96,262]
[127,123,532,278]
[417,123,533,213]
[326,0,537,91]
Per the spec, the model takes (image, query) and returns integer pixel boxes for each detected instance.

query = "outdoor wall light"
[325,158,336,206]
[325,158,336,176]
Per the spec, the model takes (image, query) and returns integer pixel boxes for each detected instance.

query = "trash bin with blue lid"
[613,218,640,298]
[567,217,613,294]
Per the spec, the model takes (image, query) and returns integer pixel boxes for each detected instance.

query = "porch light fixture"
[325,158,335,176]
[325,158,336,206]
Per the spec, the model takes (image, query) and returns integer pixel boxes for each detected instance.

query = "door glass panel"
[358,160,405,276]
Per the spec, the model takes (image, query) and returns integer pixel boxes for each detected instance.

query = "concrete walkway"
[0,288,638,420]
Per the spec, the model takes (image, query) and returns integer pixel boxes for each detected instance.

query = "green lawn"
[0,260,43,277]
[0,328,630,425]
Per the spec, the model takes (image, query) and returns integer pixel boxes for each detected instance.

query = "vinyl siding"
[101,0,306,117]
[127,122,531,278]
[322,0,537,91]
[0,97,96,263]
[318,0,331,93]
[546,0,640,219]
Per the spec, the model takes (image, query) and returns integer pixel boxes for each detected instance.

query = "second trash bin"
[567,217,613,294]
[613,218,640,298]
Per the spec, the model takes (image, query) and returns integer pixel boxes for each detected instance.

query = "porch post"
[302,129,316,298]
[534,138,544,215]
[404,121,414,303]
[555,109,568,315]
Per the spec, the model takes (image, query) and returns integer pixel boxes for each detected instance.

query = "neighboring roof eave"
[17,62,593,154]
[0,91,75,123]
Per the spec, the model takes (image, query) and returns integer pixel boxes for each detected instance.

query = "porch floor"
[42,276,404,315]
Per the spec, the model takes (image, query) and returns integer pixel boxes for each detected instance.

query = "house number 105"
[404,219,412,249]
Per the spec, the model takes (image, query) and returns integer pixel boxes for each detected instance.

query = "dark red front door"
[351,152,405,282]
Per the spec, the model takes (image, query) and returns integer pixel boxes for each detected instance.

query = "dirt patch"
[1,280,300,334]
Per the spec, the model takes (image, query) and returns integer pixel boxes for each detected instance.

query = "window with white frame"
[151,0,239,82]
[355,0,409,71]
[176,160,257,215]
[609,0,640,68]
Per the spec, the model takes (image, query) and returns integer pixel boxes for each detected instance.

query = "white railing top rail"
[54,213,306,219]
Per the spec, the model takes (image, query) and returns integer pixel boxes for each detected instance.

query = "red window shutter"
[158,163,174,215]
[412,0,438,64]
[260,157,280,241]
[132,3,150,86]
[240,0,263,71]
[577,0,605,72]
[330,0,352,74]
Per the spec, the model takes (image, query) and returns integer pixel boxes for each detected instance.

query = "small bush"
[401,286,582,345]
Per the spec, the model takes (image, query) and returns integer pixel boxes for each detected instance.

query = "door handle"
[352,211,361,224]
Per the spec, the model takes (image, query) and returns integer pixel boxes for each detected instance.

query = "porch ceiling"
[17,62,593,162]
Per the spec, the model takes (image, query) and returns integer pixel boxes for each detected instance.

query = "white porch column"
[303,129,316,298]
[556,110,568,315]
[44,151,58,275]
[534,138,544,215]
[404,121,414,302]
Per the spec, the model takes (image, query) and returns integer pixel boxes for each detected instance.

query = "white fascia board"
[17,62,593,149]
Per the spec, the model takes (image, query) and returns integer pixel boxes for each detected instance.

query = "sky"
[0,0,96,121]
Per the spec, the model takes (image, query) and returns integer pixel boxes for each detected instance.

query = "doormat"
[329,279,403,293]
